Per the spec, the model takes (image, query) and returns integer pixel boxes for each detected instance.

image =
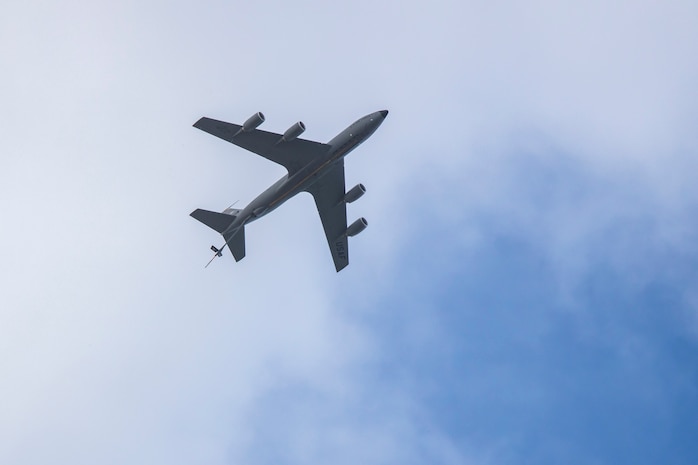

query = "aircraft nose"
[379,110,389,118]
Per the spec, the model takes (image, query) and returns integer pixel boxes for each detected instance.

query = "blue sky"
[2,1,697,464]
[370,157,698,464]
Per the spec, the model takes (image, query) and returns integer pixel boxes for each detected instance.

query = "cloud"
[2,1,698,465]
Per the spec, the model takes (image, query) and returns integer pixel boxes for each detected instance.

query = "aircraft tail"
[190,208,237,233]
[191,208,246,263]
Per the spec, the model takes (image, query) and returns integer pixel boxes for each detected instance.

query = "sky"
[2,1,698,464]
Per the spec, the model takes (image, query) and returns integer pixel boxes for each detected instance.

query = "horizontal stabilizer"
[190,209,236,233]
[224,227,246,262]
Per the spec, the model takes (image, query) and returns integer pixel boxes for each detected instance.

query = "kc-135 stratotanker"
[190,110,388,271]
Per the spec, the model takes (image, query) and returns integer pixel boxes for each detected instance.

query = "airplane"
[190,109,388,272]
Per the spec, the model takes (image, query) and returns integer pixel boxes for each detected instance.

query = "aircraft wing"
[194,117,330,175]
[304,160,350,272]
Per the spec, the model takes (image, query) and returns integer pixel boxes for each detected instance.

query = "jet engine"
[282,121,306,142]
[343,184,366,204]
[242,112,265,132]
[345,218,368,237]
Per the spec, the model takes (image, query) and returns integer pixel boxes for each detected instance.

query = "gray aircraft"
[190,109,388,271]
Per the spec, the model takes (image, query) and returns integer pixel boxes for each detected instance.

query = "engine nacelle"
[346,217,368,237]
[282,121,306,142]
[242,112,265,132]
[344,184,366,204]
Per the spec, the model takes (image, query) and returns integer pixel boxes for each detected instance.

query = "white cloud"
[1,1,697,464]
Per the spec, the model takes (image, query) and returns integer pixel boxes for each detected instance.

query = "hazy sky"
[2,1,697,464]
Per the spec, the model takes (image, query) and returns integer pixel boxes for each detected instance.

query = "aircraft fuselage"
[223,110,388,234]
